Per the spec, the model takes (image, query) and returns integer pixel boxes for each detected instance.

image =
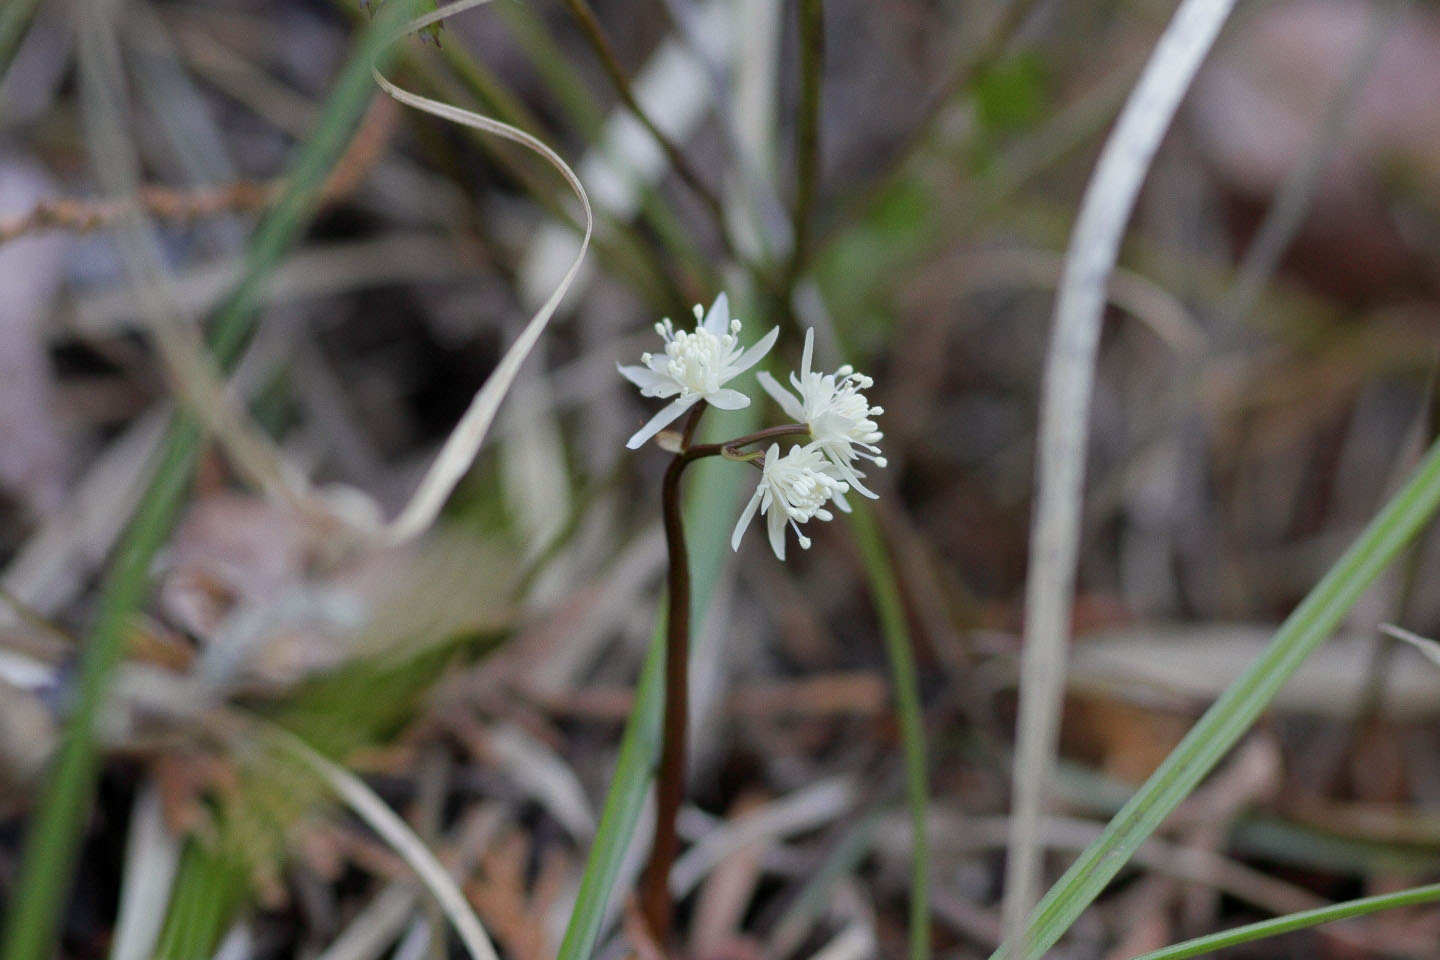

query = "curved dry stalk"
[264,723,501,960]
[109,783,181,960]
[366,0,593,546]
[1001,0,1238,955]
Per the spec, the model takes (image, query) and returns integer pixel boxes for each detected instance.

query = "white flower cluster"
[757,329,887,497]
[730,442,849,561]
[618,292,779,450]
[622,294,885,561]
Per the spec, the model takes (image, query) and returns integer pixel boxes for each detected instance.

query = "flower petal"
[729,325,779,378]
[756,371,805,422]
[730,486,762,551]
[706,388,751,410]
[831,455,877,499]
[845,469,876,499]
[800,327,814,380]
[618,362,666,390]
[702,291,730,335]
[766,503,787,561]
[625,395,698,449]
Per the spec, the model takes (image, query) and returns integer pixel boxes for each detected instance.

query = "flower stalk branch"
[680,423,811,464]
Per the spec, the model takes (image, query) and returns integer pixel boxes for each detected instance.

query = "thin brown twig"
[0,95,398,247]
[559,0,739,260]
[0,181,277,245]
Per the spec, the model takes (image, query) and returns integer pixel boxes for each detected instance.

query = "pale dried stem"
[1002,1,1239,955]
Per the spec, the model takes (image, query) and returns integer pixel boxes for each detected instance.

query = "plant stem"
[558,0,739,261]
[682,422,810,464]
[642,414,810,944]
[1129,881,1440,960]
[643,402,708,945]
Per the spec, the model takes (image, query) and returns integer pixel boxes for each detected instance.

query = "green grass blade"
[558,408,758,960]
[789,0,822,282]
[555,619,667,960]
[0,419,204,960]
[1127,882,1440,960]
[993,433,1440,960]
[492,1,604,139]
[849,504,930,960]
[151,843,248,960]
[0,6,419,959]
[208,0,421,361]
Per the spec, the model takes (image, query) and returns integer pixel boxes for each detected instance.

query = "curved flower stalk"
[618,292,779,449]
[730,443,849,560]
[757,328,886,496]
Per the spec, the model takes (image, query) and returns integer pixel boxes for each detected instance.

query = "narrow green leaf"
[849,504,930,960]
[555,619,666,960]
[1128,882,1440,960]
[994,434,1440,960]
[790,0,823,279]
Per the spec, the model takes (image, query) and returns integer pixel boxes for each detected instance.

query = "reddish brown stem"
[642,403,707,946]
[641,414,810,946]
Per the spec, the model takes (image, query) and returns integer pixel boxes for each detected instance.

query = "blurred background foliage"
[3,0,1440,958]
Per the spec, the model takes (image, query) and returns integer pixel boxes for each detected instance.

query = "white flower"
[619,292,779,450]
[731,443,850,561]
[756,328,886,497]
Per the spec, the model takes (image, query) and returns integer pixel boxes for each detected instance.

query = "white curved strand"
[269,725,501,960]
[109,783,181,960]
[368,9,592,545]
[1001,1,1238,955]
